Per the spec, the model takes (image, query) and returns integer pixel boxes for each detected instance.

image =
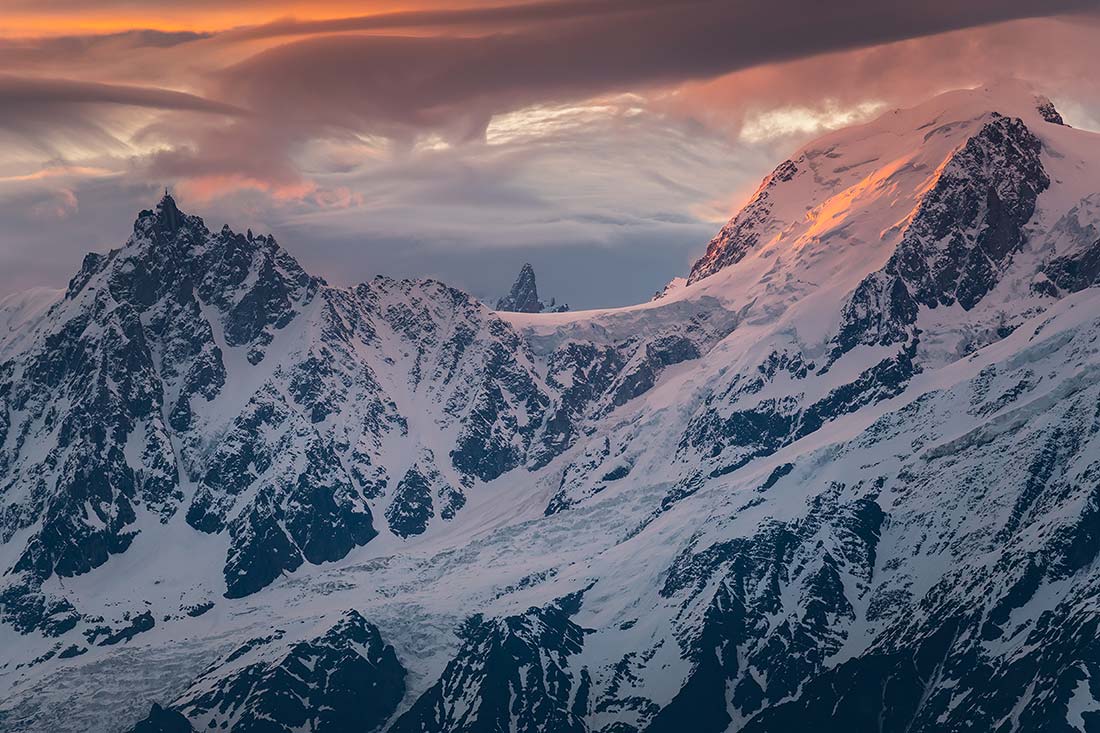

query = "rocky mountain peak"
[686,158,798,284]
[129,190,203,249]
[684,82,1068,290]
[495,262,568,313]
[496,262,542,312]
[155,190,184,235]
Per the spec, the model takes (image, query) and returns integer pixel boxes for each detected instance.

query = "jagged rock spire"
[496,263,544,313]
[495,263,570,313]
[156,188,183,235]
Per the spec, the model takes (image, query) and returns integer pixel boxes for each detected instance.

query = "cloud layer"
[1,0,1099,306]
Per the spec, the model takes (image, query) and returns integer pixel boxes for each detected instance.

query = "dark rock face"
[96,610,156,646]
[533,343,625,472]
[1035,95,1066,126]
[222,488,304,599]
[127,611,405,733]
[881,115,1047,309]
[647,492,884,732]
[496,263,545,313]
[391,594,589,733]
[612,335,699,407]
[8,293,170,583]
[833,115,1049,357]
[284,441,378,564]
[190,376,384,598]
[365,277,559,484]
[386,455,463,538]
[495,263,567,313]
[544,435,619,516]
[541,310,738,513]
[447,321,551,482]
[0,580,80,635]
[57,644,86,659]
[673,351,1100,733]
[680,343,916,485]
[630,261,1100,732]
[742,511,1100,733]
[1043,237,1100,294]
[387,467,434,537]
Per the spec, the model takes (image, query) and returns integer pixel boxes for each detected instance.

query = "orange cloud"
[176,173,362,210]
[176,174,316,202]
[0,2,426,37]
[0,164,116,183]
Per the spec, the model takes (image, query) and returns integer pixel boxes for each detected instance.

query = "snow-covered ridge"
[2,82,1100,733]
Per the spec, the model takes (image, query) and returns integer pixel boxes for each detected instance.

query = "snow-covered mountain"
[3,81,1100,733]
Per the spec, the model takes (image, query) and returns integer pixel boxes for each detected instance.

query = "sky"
[2,1,1100,308]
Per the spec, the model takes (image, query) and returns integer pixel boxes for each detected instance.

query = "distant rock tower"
[496,263,568,313]
[156,188,183,234]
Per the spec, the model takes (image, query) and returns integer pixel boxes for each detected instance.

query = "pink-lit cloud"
[1,0,1099,306]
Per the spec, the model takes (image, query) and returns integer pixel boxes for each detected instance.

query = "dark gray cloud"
[222,0,686,41]
[0,29,207,61]
[0,74,241,159]
[0,75,237,113]
[9,0,1097,152]
[217,0,1100,140]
